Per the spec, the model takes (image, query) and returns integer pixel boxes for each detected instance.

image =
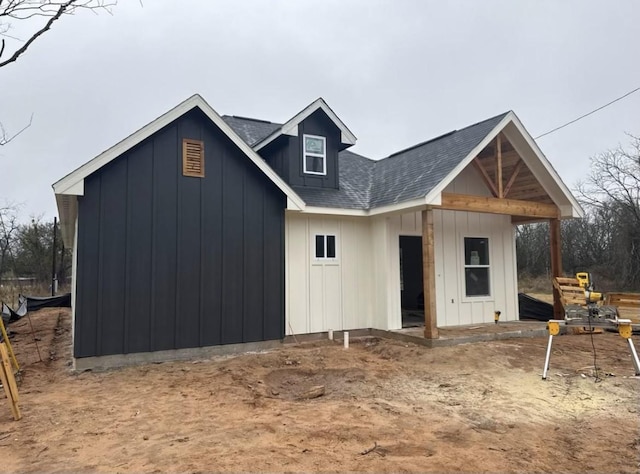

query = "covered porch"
[419,126,577,339]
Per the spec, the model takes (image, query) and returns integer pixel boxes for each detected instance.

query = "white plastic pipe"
[328,329,333,340]
[344,331,349,349]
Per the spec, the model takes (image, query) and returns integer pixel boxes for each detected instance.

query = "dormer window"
[303,134,326,175]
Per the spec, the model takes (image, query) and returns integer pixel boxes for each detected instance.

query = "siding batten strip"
[199,166,205,347]
[174,123,181,350]
[149,136,156,352]
[96,176,104,355]
[123,158,130,354]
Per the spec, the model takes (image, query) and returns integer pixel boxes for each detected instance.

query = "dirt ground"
[0,309,638,473]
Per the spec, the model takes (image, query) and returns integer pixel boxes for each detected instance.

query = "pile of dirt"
[0,309,638,473]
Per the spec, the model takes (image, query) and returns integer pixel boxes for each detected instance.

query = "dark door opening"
[399,236,424,328]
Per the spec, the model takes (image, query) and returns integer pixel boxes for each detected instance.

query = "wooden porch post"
[549,218,563,319]
[422,208,439,339]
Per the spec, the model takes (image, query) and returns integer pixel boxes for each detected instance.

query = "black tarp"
[1,295,27,325]
[518,293,554,321]
[22,293,71,311]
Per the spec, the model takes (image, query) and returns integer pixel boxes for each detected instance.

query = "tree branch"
[0,0,74,67]
[0,113,33,145]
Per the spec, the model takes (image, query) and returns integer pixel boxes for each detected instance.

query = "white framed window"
[303,134,326,175]
[314,234,336,260]
[463,237,491,297]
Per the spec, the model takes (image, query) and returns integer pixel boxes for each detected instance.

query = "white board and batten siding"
[286,165,519,334]
[384,165,518,328]
[285,214,375,335]
[441,165,518,326]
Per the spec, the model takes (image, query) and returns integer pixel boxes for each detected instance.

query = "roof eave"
[423,112,584,219]
[254,98,356,152]
[52,94,306,226]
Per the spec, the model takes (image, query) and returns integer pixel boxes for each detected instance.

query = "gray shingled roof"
[224,111,509,210]
[293,150,375,209]
[370,112,508,207]
[222,116,281,146]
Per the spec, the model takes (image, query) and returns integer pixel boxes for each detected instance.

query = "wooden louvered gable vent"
[182,139,205,177]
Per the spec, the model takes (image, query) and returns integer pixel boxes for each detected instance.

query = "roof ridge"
[224,115,279,125]
[387,130,457,158]
[380,111,511,162]
[339,149,376,162]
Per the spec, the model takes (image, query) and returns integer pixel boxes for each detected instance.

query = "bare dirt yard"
[0,308,638,473]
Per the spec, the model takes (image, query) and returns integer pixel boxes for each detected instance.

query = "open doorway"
[399,236,424,328]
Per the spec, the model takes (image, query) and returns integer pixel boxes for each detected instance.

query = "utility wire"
[535,86,640,139]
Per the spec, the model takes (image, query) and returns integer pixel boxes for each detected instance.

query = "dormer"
[254,99,356,190]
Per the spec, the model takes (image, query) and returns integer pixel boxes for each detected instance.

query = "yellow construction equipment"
[575,272,604,303]
[543,272,640,379]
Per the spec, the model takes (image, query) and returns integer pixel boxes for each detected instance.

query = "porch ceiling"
[473,133,554,205]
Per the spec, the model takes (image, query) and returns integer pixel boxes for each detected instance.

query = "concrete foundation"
[73,323,551,370]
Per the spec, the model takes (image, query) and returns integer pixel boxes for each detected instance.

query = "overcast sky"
[1,0,639,221]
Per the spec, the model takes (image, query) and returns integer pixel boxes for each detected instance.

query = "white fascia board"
[287,197,304,211]
[424,113,515,205]
[506,114,584,219]
[52,96,204,196]
[51,94,306,212]
[282,124,298,136]
[299,206,368,217]
[367,197,428,216]
[559,204,580,218]
[290,197,429,218]
[54,179,84,196]
[254,98,357,152]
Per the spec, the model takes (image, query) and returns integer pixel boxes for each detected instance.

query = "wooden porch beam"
[549,218,564,319]
[422,208,439,339]
[496,134,503,198]
[472,158,498,197]
[503,159,524,198]
[439,192,560,218]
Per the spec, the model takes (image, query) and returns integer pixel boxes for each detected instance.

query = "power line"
[535,86,640,139]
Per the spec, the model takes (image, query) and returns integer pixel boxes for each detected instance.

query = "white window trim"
[461,235,493,301]
[312,233,339,263]
[303,134,327,176]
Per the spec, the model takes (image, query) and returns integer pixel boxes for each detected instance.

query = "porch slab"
[376,321,552,348]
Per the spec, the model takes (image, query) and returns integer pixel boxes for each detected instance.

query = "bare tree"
[0,203,20,277]
[1,0,115,144]
[575,134,640,289]
[0,0,115,68]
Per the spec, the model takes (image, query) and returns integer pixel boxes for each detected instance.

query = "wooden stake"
[0,343,21,420]
[0,318,19,373]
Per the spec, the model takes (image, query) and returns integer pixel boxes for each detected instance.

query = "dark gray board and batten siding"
[75,108,286,358]
[260,109,341,189]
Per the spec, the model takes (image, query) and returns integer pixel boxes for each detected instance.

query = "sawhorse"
[542,318,640,380]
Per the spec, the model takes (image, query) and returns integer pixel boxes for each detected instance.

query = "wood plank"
[550,219,563,319]
[472,158,498,197]
[0,319,18,372]
[511,216,548,225]
[0,343,20,421]
[606,292,640,308]
[422,209,439,339]
[439,192,560,218]
[477,149,520,164]
[496,134,503,198]
[503,160,523,197]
